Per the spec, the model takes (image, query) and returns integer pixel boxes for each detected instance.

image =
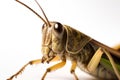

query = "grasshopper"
[7,0,120,80]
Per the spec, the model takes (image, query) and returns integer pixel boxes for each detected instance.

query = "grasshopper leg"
[70,61,78,80]
[87,47,120,80]
[7,59,41,80]
[50,55,61,62]
[7,55,60,80]
[87,48,103,72]
[42,59,66,80]
[103,49,120,80]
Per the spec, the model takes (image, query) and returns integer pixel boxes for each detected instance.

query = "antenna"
[15,0,48,25]
[34,0,51,26]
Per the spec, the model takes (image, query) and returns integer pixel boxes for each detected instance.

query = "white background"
[0,0,120,80]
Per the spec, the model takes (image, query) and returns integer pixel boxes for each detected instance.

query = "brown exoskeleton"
[7,0,120,80]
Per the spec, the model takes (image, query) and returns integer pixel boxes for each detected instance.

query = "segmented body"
[61,25,120,80]
[66,42,118,79]
[41,22,120,79]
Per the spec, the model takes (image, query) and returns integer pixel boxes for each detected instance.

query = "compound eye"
[54,22,63,33]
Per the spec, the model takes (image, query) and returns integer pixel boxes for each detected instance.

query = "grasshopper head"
[16,0,67,62]
[41,22,67,62]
